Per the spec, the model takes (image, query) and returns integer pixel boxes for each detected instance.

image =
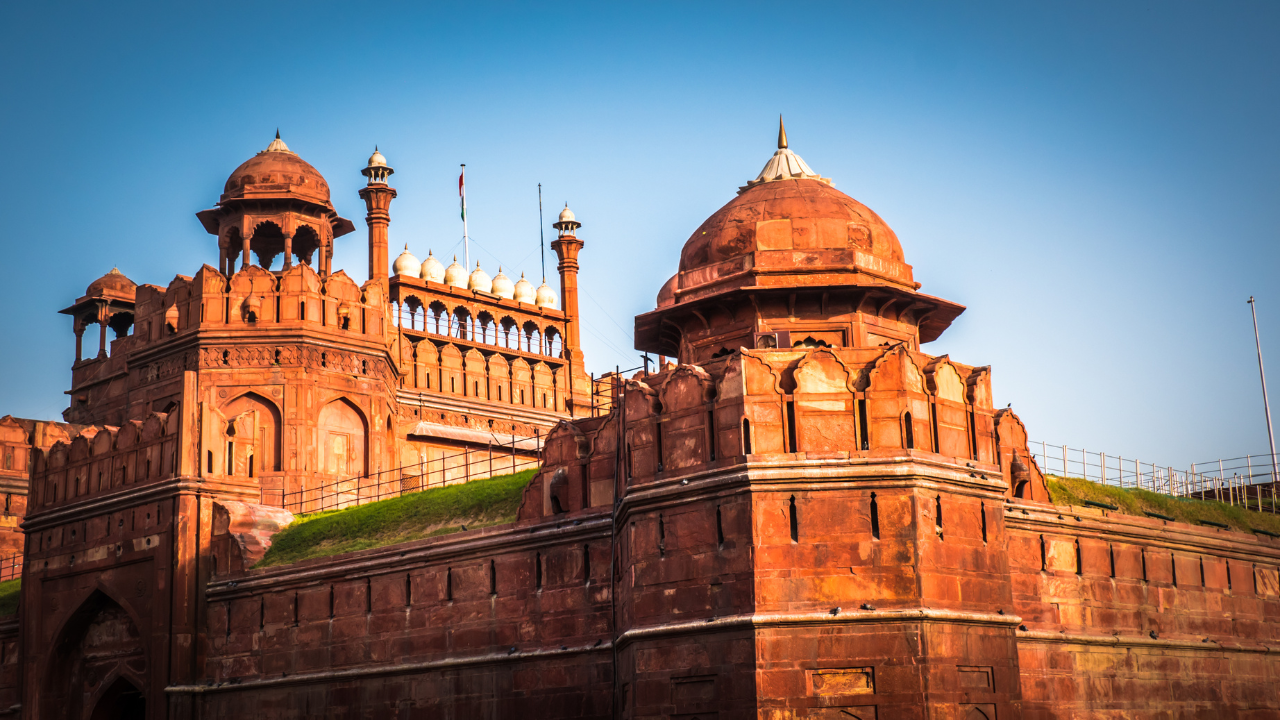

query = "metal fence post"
[1247,455,1255,509]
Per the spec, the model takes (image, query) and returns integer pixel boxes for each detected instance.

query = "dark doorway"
[90,677,146,720]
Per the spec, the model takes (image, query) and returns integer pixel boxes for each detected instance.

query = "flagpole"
[460,164,470,268]
[538,183,546,281]
[1249,296,1279,487]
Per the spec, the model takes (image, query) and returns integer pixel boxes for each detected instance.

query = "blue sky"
[1,2,1278,469]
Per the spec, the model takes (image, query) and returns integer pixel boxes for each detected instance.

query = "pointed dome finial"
[264,131,291,154]
[740,115,830,192]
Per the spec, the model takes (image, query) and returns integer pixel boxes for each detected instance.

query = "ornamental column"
[358,148,396,287]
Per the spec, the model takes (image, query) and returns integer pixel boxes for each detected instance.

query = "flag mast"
[538,183,546,282]
[460,164,470,268]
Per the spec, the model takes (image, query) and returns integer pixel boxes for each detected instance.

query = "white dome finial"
[264,129,292,154]
[742,117,830,192]
[443,256,468,288]
[468,261,492,293]
[513,272,536,304]
[420,250,445,282]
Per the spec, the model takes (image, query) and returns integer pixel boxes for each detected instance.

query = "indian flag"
[459,166,466,221]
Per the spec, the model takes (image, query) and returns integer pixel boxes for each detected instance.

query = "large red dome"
[220,135,332,208]
[667,176,917,309]
[679,178,906,274]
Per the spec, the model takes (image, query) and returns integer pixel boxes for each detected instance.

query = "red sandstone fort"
[0,121,1276,719]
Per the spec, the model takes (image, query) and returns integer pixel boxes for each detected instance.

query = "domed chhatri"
[490,267,515,299]
[443,257,468,288]
[420,251,445,283]
[634,119,965,362]
[554,203,581,236]
[468,262,492,293]
[197,132,355,276]
[391,246,421,277]
[220,131,333,207]
[361,145,394,185]
[535,279,557,308]
[513,273,536,304]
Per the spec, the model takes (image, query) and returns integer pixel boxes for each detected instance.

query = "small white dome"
[367,148,387,167]
[513,273,536,304]
[442,253,468,284]
[421,251,445,283]
[535,279,557,308]
[443,256,468,288]
[558,205,576,223]
[491,267,515,299]
[391,246,420,277]
[468,262,492,293]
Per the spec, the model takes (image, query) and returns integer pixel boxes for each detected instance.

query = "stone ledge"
[616,607,1022,648]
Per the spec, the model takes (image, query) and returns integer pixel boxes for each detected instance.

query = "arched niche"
[318,398,368,479]
[42,589,147,720]
[222,392,282,475]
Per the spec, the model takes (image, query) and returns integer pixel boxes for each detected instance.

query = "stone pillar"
[241,231,252,272]
[73,323,84,363]
[282,231,293,269]
[96,304,109,359]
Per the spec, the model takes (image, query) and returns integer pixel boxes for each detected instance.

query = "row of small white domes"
[392,247,556,307]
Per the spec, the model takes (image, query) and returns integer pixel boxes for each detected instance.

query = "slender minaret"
[551,204,583,353]
[551,204,589,415]
[358,147,397,285]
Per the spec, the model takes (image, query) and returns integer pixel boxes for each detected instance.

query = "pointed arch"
[43,588,147,720]
[90,676,146,720]
[318,397,368,479]
[222,391,283,474]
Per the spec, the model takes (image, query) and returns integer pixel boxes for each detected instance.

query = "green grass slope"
[0,579,19,617]
[1047,474,1280,536]
[256,469,536,568]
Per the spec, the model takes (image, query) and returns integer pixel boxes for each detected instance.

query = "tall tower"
[358,148,397,286]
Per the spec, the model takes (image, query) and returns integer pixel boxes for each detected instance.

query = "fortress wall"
[190,512,616,718]
[1006,503,1280,718]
